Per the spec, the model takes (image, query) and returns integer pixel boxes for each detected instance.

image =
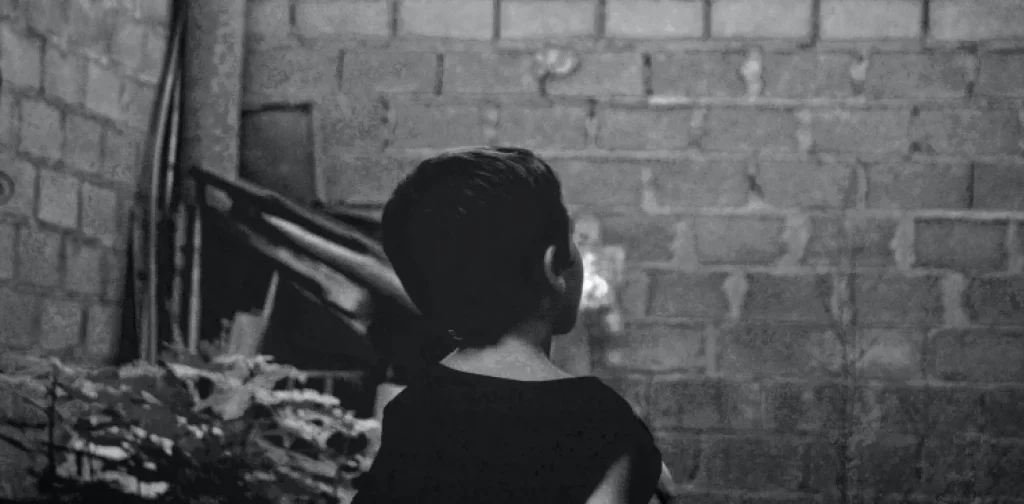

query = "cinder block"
[710,0,812,39]
[820,0,922,40]
[0,25,42,90]
[500,0,597,39]
[930,0,1024,41]
[37,169,80,228]
[295,0,391,38]
[398,0,494,40]
[81,183,119,246]
[19,98,63,161]
[605,0,704,39]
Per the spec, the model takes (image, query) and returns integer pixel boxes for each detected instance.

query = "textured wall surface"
[242,0,1024,501]
[0,0,170,497]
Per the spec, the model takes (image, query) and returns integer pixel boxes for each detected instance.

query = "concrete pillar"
[180,0,246,178]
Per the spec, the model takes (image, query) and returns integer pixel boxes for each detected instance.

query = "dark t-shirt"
[351,364,662,504]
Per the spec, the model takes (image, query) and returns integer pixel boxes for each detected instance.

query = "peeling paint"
[740,47,764,100]
[778,213,811,268]
[670,220,699,269]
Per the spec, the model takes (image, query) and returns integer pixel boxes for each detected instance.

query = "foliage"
[0,346,380,504]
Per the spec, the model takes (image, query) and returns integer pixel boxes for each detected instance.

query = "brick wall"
[0,0,169,497]
[244,0,1024,501]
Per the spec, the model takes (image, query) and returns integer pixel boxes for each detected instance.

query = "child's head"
[382,147,583,348]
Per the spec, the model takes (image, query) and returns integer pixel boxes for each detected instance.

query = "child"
[352,147,663,504]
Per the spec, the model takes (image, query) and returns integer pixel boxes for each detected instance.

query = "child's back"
[354,147,663,503]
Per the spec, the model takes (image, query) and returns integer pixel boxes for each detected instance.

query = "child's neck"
[440,327,572,381]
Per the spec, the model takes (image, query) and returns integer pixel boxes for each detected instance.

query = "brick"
[854,435,924,496]
[919,437,998,496]
[649,159,749,208]
[25,0,65,35]
[43,45,86,105]
[654,433,702,485]
[314,93,387,149]
[442,52,535,94]
[295,0,391,38]
[854,274,942,326]
[929,0,1024,42]
[763,381,851,432]
[0,25,42,89]
[102,128,139,183]
[601,215,676,262]
[694,216,786,265]
[973,164,1024,211]
[37,169,80,228]
[0,91,15,148]
[619,270,651,318]
[0,222,11,279]
[65,240,103,295]
[0,288,39,348]
[103,250,125,301]
[759,161,853,209]
[322,155,415,204]
[138,26,166,82]
[597,108,693,150]
[342,51,437,94]
[866,162,970,210]
[866,52,969,99]
[551,159,643,208]
[0,157,36,217]
[650,51,746,97]
[703,436,803,491]
[19,98,62,161]
[858,328,925,380]
[67,0,117,57]
[743,274,831,322]
[820,0,923,40]
[139,0,171,23]
[500,0,597,39]
[39,300,82,352]
[804,215,899,267]
[812,109,910,155]
[964,277,1024,326]
[931,328,1024,382]
[983,388,1024,438]
[86,304,117,360]
[877,386,983,435]
[112,18,146,70]
[914,219,1007,273]
[989,443,1024,497]
[649,377,746,428]
[123,80,157,130]
[244,47,339,102]
[710,0,813,39]
[703,108,797,153]
[17,228,61,287]
[398,0,493,40]
[247,0,290,39]
[546,53,644,97]
[649,272,730,319]
[601,322,704,371]
[977,53,1024,97]
[81,183,119,246]
[762,52,854,99]
[605,0,704,39]
[84,62,125,120]
[390,103,484,148]
[498,105,588,149]
[912,108,1023,156]
[64,114,103,173]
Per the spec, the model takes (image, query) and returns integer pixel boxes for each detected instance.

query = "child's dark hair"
[381,147,573,348]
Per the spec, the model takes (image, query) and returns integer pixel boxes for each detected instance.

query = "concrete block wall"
[243,0,1024,501]
[0,0,169,497]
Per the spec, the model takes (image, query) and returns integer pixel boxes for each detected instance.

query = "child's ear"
[542,245,566,292]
